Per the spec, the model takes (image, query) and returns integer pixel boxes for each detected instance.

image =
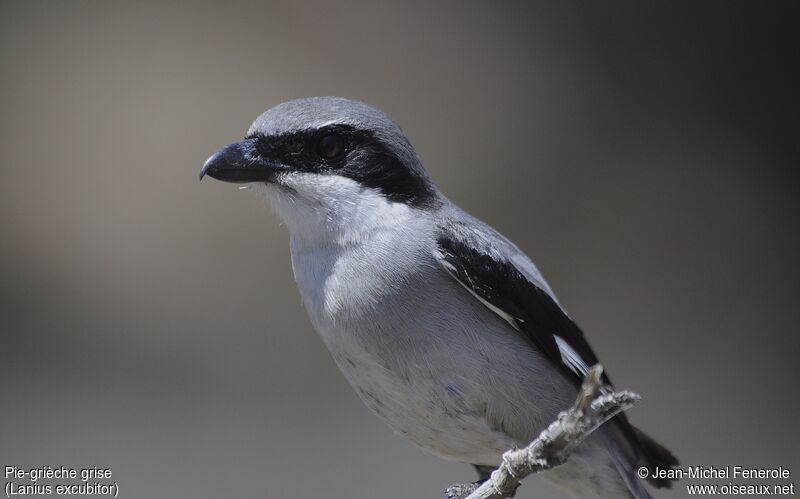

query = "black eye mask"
[247,125,438,207]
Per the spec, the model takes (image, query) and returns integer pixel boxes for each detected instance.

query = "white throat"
[251,172,415,249]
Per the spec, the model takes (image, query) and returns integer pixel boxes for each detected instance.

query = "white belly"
[289,233,574,465]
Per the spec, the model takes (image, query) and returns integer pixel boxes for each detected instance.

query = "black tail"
[633,426,680,488]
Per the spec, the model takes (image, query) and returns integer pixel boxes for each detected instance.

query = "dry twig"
[443,364,639,499]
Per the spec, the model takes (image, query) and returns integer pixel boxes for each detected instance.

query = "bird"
[199,96,678,498]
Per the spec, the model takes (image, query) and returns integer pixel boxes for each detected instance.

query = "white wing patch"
[437,255,521,331]
[554,335,590,376]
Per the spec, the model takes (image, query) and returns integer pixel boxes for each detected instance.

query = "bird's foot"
[444,479,520,499]
[443,482,480,499]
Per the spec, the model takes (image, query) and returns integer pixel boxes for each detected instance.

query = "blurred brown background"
[1,1,798,498]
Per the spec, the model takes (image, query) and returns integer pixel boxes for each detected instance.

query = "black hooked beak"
[199,138,288,183]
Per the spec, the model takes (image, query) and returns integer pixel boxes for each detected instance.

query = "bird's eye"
[316,133,345,160]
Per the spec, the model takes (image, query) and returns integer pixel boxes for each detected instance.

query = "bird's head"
[201,97,440,243]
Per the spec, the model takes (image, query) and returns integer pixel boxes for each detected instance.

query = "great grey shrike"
[200,97,677,499]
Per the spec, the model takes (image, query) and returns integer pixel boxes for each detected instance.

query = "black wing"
[435,224,607,386]
[435,217,679,487]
